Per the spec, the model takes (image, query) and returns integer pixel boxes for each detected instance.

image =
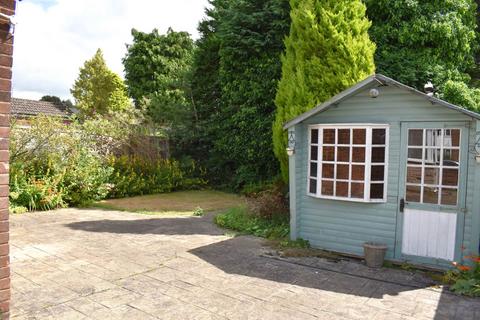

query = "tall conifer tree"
[273,0,376,181]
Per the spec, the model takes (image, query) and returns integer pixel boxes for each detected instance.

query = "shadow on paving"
[189,237,480,318]
[64,215,224,236]
[65,214,480,318]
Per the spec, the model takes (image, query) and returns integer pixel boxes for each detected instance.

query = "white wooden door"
[402,209,456,260]
[397,124,467,263]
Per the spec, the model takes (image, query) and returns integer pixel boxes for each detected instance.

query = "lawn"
[92,190,244,215]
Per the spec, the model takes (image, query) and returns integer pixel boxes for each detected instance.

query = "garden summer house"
[284,74,480,269]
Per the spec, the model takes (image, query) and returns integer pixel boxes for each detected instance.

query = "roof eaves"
[375,74,480,121]
[283,74,480,130]
[283,74,378,129]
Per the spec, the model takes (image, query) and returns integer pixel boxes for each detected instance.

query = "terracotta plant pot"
[363,242,388,268]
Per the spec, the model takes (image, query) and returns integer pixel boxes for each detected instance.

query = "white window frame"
[405,128,461,206]
[307,124,390,203]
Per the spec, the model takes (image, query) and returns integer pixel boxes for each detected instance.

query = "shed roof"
[12,98,72,118]
[283,74,480,129]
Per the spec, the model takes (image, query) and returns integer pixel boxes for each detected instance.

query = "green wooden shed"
[284,74,480,269]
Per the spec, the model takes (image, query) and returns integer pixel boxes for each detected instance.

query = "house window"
[308,124,389,202]
[406,128,461,206]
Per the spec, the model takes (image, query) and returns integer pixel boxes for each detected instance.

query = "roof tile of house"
[11,98,72,118]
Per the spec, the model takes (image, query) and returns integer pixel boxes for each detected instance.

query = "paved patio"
[10,209,480,319]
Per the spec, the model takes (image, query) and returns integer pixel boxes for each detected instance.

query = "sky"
[12,0,210,101]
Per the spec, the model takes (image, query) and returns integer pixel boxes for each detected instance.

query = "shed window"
[308,125,389,202]
[405,128,461,206]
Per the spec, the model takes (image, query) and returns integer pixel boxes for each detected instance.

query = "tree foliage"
[71,49,131,117]
[190,0,290,189]
[273,0,376,181]
[366,0,477,92]
[122,28,196,154]
[40,96,74,109]
[123,28,194,115]
[187,1,227,171]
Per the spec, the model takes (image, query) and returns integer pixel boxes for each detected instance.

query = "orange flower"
[458,265,471,272]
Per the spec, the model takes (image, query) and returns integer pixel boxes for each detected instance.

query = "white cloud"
[12,0,209,100]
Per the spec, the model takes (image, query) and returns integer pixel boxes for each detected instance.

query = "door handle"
[400,198,405,213]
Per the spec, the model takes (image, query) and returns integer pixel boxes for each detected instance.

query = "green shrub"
[193,207,204,217]
[107,156,206,199]
[215,206,289,239]
[445,255,480,297]
[9,116,113,210]
[9,115,207,212]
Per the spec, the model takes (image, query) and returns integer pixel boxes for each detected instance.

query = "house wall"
[0,1,15,318]
[292,85,477,265]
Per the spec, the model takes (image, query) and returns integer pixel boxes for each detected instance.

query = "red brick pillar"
[0,1,15,319]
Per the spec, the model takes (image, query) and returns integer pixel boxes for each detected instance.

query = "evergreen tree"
[189,0,229,179]
[71,49,130,117]
[215,0,290,188]
[190,0,290,189]
[273,0,376,181]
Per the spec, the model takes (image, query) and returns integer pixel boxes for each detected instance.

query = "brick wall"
[0,0,15,318]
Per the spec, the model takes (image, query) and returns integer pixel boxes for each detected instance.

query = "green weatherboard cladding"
[289,81,480,269]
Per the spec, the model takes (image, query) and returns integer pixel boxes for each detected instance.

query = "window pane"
[408,148,423,164]
[424,149,441,165]
[311,129,319,144]
[321,180,334,196]
[406,166,422,184]
[352,147,365,162]
[423,187,439,204]
[443,149,459,166]
[441,188,458,206]
[372,129,386,145]
[444,129,460,147]
[371,165,385,181]
[372,147,385,163]
[352,165,365,180]
[424,167,440,185]
[406,185,421,202]
[370,183,384,199]
[323,129,335,144]
[311,146,318,161]
[336,164,349,180]
[408,129,423,146]
[323,147,335,161]
[337,147,350,162]
[442,168,458,186]
[322,164,334,179]
[351,183,364,199]
[309,179,317,194]
[353,129,366,144]
[310,162,318,178]
[425,129,442,147]
[336,182,348,197]
[338,129,350,144]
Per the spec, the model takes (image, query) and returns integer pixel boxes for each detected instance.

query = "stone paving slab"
[9,208,480,319]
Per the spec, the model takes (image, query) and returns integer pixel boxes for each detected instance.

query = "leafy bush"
[445,255,480,297]
[215,206,289,239]
[107,156,206,198]
[10,117,112,209]
[9,115,206,212]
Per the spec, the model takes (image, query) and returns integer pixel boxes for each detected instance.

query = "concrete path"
[9,208,480,319]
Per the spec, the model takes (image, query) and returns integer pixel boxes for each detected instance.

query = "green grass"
[214,206,289,240]
[90,202,196,216]
[90,190,244,216]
